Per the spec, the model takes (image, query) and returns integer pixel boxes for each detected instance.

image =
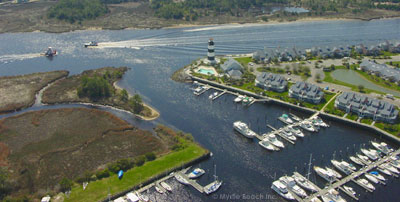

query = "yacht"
[160,181,172,192]
[349,156,365,166]
[84,41,98,48]
[175,174,190,185]
[314,166,335,182]
[299,121,316,132]
[381,163,399,174]
[188,168,205,179]
[357,154,372,164]
[343,185,356,197]
[331,160,353,175]
[369,171,386,181]
[234,95,244,103]
[326,167,342,179]
[271,180,295,200]
[341,160,357,171]
[279,176,308,198]
[208,92,218,99]
[311,116,329,127]
[365,173,379,184]
[280,129,297,141]
[290,114,302,122]
[357,178,375,191]
[266,134,285,148]
[361,148,379,161]
[292,174,318,192]
[258,139,279,151]
[288,126,304,137]
[371,141,392,155]
[390,160,400,169]
[233,121,256,138]
[377,166,392,176]
[278,114,294,124]
[321,189,346,202]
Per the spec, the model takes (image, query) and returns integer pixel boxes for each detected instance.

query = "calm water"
[1,19,400,201]
[331,69,400,97]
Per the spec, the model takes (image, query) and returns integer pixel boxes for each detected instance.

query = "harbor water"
[1,18,400,201]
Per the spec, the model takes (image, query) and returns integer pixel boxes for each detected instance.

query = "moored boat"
[288,126,304,137]
[175,174,190,185]
[299,121,316,132]
[369,171,386,181]
[160,181,172,192]
[266,134,285,148]
[357,154,372,165]
[361,148,379,161]
[279,176,308,198]
[278,114,294,124]
[357,178,375,191]
[292,174,318,193]
[258,139,279,151]
[233,121,256,138]
[188,168,205,179]
[365,173,379,184]
[321,189,346,202]
[326,167,342,179]
[280,128,297,141]
[314,166,336,182]
[371,141,392,155]
[271,180,295,200]
[155,185,165,194]
[349,156,365,166]
[343,185,356,197]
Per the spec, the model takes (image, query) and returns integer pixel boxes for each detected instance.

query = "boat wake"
[0,53,42,63]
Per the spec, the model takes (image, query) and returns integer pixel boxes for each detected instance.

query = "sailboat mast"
[307,153,312,180]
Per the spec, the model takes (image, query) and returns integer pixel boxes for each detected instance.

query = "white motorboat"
[280,128,297,141]
[349,156,365,166]
[208,92,218,99]
[299,121,316,132]
[233,121,256,138]
[278,114,294,124]
[234,95,244,103]
[292,174,318,192]
[188,168,205,179]
[381,163,400,174]
[326,167,342,179]
[175,174,190,185]
[343,185,356,197]
[365,173,379,184]
[371,141,392,155]
[160,181,172,192]
[267,134,284,148]
[126,192,140,202]
[357,154,372,164]
[321,189,346,202]
[311,116,329,127]
[155,185,165,194]
[377,167,392,176]
[135,192,149,202]
[361,148,379,161]
[193,86,208,95]
[357,178,375,191]
[290,114,302,122]
[84,41,98,48]
[279,176,308,198]
[369,171,386,181]
[271,180,295,200]
[314,166,335,182]
[288,126,304,137]
[390,160,400,169]
[341,160,357,171]
[258,139,279,151]
[331,160,353,175]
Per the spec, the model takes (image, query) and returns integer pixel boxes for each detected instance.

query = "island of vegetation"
[0,108,207,201]
[42,66,159,120]
[0,70,68,114]
[0,0,400,33]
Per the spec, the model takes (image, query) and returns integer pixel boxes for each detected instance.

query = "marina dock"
[174,170,205,193]
[338,186,359,201]
[266,124,295,145]
[212,90,226,101]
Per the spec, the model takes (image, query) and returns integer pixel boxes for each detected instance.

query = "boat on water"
[371,141,392,155]
[290,114,302,122]
[155,185,165,194]
[241,96,254,105]
[381,163,400,174]
[314,166,336,182]
[370,171,386,181]
[377,166,392,176]
[357,154,372,164]
[204,165,222,195]
[321,189,346,202]
[280,128,297,141]
[175,174,190,185]
[135,191,149,202]
[193,85,209,95]
[310,197,322,202]
[208,92,218,99]
[234,95,244,103]
[341,160,357,171]
[343,185,356,197]
[292,174,318,192]
[311,116,329,127]
[233,121,256,138]
[361,148,379,161]
[188,168,205,179]
[160,181,172,192]
[258,139,279,151]
[331,160,353,175]
[266,134,284,148]
[365,173,379,184]
[84,41,98,48]
[357,178,375,191]
[279,176,308,198]
[326,167,342,179]
[43,47,57,57]
[288,126,304,137]
[278,114,294,124]
[271,180,295,200]
[126,192,140,202]
[299,121,316,132]
[390,159,400,169]
[349,156,365,166]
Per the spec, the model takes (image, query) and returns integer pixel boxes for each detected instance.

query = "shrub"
[135,155,146,166]
[145,152,156,161]
[59,178,73,192]
[96,169,110,180]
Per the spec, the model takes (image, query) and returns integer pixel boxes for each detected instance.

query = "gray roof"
[360,60,400,82]
[227,69,242,79]
[221,58,243,72]
[256,72,287,88]
[290,81,324,99]
[252,50,267,60]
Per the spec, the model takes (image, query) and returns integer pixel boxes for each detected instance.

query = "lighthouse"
[207,38,216,65]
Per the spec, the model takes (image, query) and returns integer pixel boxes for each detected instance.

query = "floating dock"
[212,90,226,100]
[174,171,205,193]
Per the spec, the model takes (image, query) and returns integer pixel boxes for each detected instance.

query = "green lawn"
[386,61,400,67]
[323,98,345,117]
[346,113,358,121]
[65,142,207,202]
[375,122,400,137]
[234,57,252,67]
[381,51,399,57]
[361,118,374,125]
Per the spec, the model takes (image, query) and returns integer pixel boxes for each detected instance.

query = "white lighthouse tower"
[207,38,216,65]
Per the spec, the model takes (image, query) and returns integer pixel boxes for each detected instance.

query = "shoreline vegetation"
[0,1,400,33]
[0,108,207,201]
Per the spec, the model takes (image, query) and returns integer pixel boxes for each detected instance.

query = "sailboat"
[204,165,222,194]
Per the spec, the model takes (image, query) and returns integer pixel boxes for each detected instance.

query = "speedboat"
[208,92,218,99]
[160,181,172,192]
[326,167,342,179]
[343,185,356,197]
[278,114,293,124]
[43,47,57,57]
[361,148,379,161]
[84,41,98,48]
[280,129,297,141]
[357,154,372,164]
[288,126,304,137]
[279,176,308,198]
[188,168,205,179]
[299,121,316,132]
[331,160,353,175]
[266,134,284,148]
[233,121,256,138]
[371,141,392,155]
[349,156,365,166]
[369,171,386,181]
[175,174,190,185]
[292,174,318,192]
[365,173,379,184]
[234,95,244,103]
[204,180,222,195]
[258,139,278,151]
[271,180,295,200]
[381,163,399,174]
[321,189,346,202]
[314,166,335,182]
[357,178,375,191]
[155,185,165,194]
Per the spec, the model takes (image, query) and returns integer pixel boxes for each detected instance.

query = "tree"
[315,73,321,82]
[120,89,129,102]
[129,94,144,114]
[59,177,73,192]
[0,168,11,200]
[78,76,112,101]
[358,84,365,92]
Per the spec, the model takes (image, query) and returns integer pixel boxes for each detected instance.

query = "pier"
[212,90,226,101]
[174,170,205,193]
